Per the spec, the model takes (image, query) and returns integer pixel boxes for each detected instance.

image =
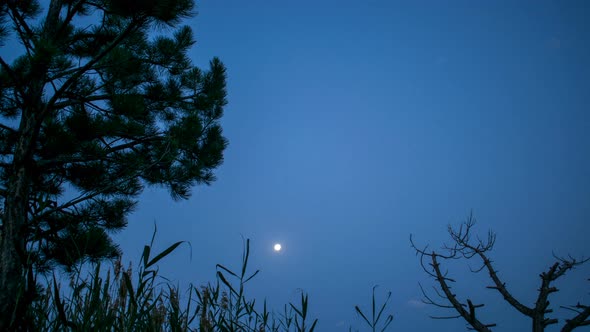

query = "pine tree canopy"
[0,0,228,272]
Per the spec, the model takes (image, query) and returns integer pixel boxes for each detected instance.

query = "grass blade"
[355,305,372,327]
[146,241,184,268]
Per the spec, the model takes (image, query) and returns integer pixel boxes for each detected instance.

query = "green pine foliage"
[0,1,228,327]
[0,0,227,278]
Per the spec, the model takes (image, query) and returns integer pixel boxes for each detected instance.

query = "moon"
[273,243,282,252]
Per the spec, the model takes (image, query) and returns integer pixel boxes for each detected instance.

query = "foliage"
[0,0,228,327]
[22,211,590,332]
[28,233,320,332]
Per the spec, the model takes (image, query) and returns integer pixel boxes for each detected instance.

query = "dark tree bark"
[411,213,589,332]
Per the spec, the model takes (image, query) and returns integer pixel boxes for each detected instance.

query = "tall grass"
[352,286,394,332]
[26,232,394,331]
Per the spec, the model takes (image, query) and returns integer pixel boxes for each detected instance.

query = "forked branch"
[411,233,496,331]
[411,214,589,332]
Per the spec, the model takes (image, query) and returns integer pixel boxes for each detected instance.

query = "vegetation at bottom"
[23,229,394,332]
[1,2,587,331]
[10,217,590,332]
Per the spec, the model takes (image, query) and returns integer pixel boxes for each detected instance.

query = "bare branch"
[430,254,494,331]
[561,303,590,332]
[418,283,455,310]
[413,214,590,332]
[411,231,495,331]
[446,215,533,317]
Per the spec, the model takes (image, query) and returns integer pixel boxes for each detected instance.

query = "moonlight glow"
[273,243,282,252]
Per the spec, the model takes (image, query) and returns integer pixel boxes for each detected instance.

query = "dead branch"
[561,277,590,332]
[411,213,589,332]
[411,233,496,331]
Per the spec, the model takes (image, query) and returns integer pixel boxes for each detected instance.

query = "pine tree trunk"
[1,3,67,327]
[0,110,41,330]
[0,170,28,329]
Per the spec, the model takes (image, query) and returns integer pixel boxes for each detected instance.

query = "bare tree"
[410,213,589,332]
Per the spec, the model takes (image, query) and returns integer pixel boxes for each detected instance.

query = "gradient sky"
[113,1,590,330]
[4,1,588,331]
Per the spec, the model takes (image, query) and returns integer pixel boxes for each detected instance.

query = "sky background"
[113,1,590,331]
[114,1,590,330]
[4,0,587,331]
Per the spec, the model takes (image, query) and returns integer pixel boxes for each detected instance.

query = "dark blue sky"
[113,1,590,330]
[5,0,585,330]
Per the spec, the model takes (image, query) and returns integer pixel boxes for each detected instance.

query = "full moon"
[273,243,282,252]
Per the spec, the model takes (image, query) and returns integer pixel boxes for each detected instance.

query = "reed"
[25,230,393,331]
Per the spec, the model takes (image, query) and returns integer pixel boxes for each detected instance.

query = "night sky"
[5,1,589,331]
[115,1,590,330]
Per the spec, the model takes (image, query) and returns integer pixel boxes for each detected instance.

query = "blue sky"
[114,1,590,330]
[3,1,588,331]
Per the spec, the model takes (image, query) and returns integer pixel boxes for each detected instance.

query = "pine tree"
[0,1,228,328]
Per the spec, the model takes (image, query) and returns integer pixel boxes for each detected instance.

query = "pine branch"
[44,16,145,118]
[7,6,35,55]
[55,1,84,38]
[37,135,163,169]
[52,94,112,110]
[0,56,27,100]
[0,122,16,133]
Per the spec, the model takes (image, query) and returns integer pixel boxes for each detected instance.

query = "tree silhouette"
[411,214,590,332]
[0,0,228,328]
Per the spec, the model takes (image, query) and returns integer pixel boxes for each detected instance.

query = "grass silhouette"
[26,229,394,331]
